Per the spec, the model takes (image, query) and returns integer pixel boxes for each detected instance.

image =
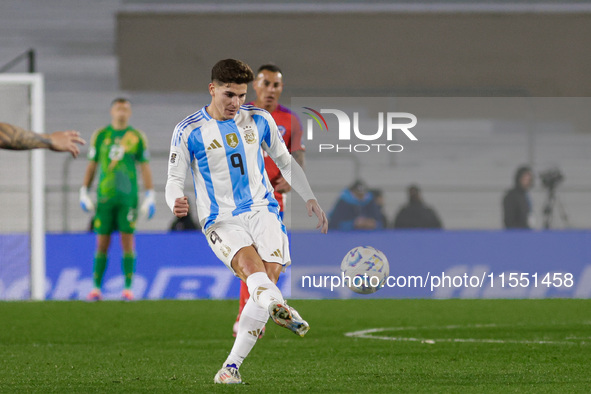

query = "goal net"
[0,74,45,300]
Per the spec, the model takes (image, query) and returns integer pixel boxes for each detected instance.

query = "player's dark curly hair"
[211,59,254,85]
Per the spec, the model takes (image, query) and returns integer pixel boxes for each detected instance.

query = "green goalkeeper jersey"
[88,125,149,205]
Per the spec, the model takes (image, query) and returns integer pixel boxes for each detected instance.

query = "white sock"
[246,272,285,310]
[224,298,268,369]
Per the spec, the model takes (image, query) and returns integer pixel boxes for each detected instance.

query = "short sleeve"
[136,130,150,163]
[87,129,102,162]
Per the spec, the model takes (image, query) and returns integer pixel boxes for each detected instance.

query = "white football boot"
[268,301,310,337]
[214,364,242,384]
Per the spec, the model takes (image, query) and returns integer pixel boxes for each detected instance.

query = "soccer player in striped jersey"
[232,64,305,337]
[165,59,328,385]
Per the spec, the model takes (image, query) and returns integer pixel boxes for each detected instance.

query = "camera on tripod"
[539,168,564,190]
[539,167,568,229]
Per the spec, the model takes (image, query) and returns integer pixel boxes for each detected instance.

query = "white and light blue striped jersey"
[167,105,290,230]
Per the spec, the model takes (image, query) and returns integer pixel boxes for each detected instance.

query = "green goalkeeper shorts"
[94,200,138,235]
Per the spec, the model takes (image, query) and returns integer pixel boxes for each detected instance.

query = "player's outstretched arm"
[292,149,305,169]
[0,122,85,157]
[0,122,52,150]
[273,152,328,233]
[306,199,328,234]
[46,130,86,157]
[274,149,304,193]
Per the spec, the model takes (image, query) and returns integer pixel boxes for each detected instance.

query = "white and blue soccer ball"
[340,246,389,294]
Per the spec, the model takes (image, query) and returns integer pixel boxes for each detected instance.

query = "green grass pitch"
[1,299,590,392]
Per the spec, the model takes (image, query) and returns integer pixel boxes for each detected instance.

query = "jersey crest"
[225,133,239,148]
[244,131,257,144]
[242,124,257,144]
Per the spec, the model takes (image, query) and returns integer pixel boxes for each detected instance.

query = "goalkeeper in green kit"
[80,98,155,301]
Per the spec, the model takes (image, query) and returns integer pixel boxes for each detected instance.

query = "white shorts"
[204,209,291,275]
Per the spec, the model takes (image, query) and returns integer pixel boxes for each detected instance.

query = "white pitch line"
[345,327,588,346]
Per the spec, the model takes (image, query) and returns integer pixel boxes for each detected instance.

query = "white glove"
[79,186,95,213]
[140,189,156,220]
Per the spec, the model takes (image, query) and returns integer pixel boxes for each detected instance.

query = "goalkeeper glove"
[140,189,156,220]
[79,186,95,213]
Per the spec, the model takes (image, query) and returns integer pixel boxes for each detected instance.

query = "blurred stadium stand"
[1,0,591,232]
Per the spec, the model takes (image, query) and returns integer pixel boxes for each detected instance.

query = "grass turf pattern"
[0,299,590,392]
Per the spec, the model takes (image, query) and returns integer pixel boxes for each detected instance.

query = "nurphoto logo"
[302,107,418,153]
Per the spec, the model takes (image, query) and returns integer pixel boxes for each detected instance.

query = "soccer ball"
[340,246,389,294]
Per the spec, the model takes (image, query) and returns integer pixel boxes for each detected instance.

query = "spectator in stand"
[502,165,533,229]
[369,188,388,228]
[329,180,385,231]
[393,184,443,229]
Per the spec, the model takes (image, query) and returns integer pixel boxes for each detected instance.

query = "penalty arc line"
[345,326,589,346]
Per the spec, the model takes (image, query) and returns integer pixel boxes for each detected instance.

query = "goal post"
[0,73,45,300]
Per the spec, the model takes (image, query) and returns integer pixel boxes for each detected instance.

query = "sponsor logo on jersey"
[206,139,223,151]
[271,249,283,258]
[278,125,286,136]
[225,133,240,148]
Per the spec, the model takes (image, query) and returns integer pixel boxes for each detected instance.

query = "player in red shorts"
[233,64,306,337]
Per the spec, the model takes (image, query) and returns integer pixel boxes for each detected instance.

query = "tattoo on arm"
[0,122,52,151]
